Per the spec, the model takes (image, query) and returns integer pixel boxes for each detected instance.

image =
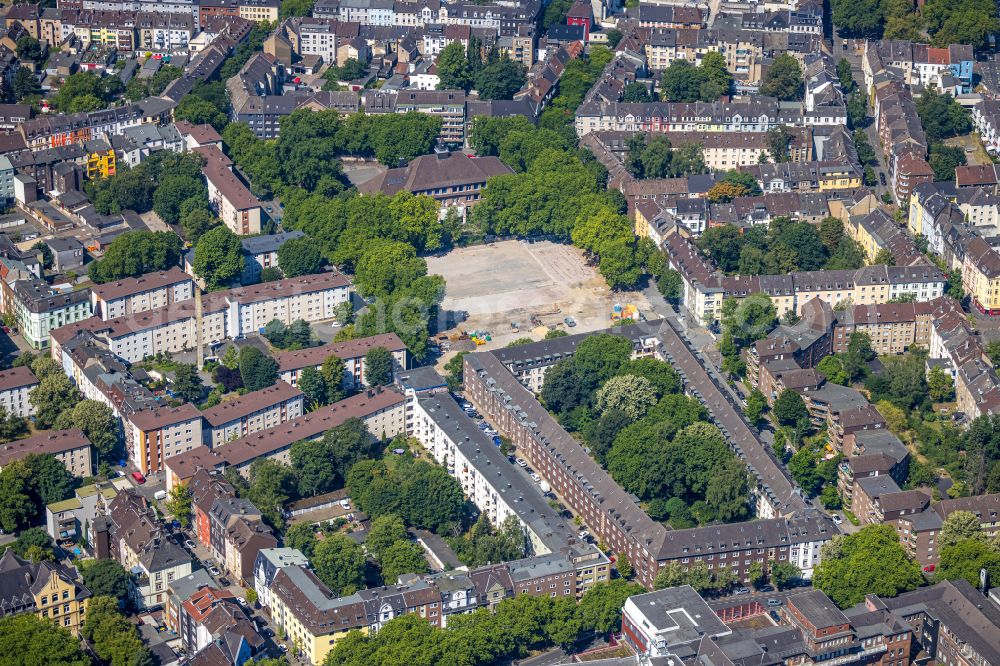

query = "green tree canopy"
[761,55,803,101]
[88,231,184,283]
[313,534,367,596]
[813,525,924,607]
[193,225,245,290]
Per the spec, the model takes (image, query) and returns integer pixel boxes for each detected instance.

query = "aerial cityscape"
[0,0,999,663]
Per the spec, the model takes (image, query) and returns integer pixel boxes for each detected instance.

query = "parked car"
[879,171,887,186]
[759,585,774,593]
[530,472,541,483]
[184,539,195,549]
[832,514,843,524]
[515,458,527,467]
[564,316,577,327]
[734,587,750,595]
[131,471,146,484]
[279,644,287,653]
[578,530,590,540]
[767,598,782,607]
[208,566,221,576]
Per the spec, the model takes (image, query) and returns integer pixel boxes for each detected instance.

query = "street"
[836,37,893,199]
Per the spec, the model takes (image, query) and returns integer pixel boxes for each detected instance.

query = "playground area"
[427,239,653,351]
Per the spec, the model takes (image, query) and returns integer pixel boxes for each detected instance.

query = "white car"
[236,597,247,606]
[279,644,287,653]
[515,458,527,467]
[184,539,195,549]
[208,566,221,576]
[530,472,541,483]
[832,514,843,524]
[578,530,590,540]
[339,499,351,510]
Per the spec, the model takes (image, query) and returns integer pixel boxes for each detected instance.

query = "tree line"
[833,0,998,49]
[324,579,645,666]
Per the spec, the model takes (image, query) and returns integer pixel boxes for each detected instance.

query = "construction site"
[427,239,654,354]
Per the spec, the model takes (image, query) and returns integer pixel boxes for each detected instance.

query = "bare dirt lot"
[427,239,653,352]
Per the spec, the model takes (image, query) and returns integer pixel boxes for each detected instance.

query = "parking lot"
[427,239,653,349]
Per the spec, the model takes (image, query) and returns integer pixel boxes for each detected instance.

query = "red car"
[131,471,146,484]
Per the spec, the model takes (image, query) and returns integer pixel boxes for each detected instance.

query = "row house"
[208,496,278,585]
[17,99,171,149]
[973,99,1000,156]
[575,96,846,137]
[94,490,192,609]
[273,332,409,389]
[741,160,862,193]
[662,229,946,326]
[268,547,602,666]
[864,40,973,94]
[0,550,92,636]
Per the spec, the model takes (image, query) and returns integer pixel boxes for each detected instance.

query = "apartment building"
[274,333,408,389]
[8,277,92,349]
[0,429,93,477]
[46,481,118,545]
[125,403,204,474]
[0,550,92,636]
[833,300,937,355]
[253,547,308,610]
[872,580,1000,666]
[269,565,368,665]
[165,388,407,481]
[621,585,731,658]
[89,267,195,321]
[96,490,193,609]
[973,99,1000,156]
[0,366,38,417]
[361,89,468,145]
[575,97,846,138]
[201,380,304,447]
[197,145,263,235]
[933,493,1000,539]
[663,231,946,326]
[208,497,278,585]
[56,272,353,363]
[464,325,830,589]
[837,429,910,510]
[411,392,610,585]
[240,230,304,284]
